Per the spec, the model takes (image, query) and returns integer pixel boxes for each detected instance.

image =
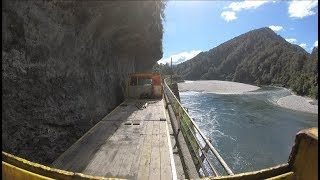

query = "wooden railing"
[163,79,234,177]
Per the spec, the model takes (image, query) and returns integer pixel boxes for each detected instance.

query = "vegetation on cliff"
[152,62,184,82]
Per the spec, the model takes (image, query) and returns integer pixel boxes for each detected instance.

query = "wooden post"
[171,57,173,85]
[200,140,211,163]
[196,140,211,171]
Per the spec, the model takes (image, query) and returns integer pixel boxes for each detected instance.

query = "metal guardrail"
[163,79,234,177]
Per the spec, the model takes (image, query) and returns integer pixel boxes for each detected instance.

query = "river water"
[179,86,318,174]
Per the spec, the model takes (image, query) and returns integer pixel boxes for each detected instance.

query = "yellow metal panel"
[211,164,290,180]
[2,152,73,179]
[265,172,294,180]
[2,161,53,180]
[290,128,318,180]
[2,152,126,180]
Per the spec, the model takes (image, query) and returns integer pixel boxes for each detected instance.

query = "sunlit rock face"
[2,0,164,165]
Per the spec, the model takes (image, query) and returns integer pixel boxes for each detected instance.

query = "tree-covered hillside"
[175,27,318,99]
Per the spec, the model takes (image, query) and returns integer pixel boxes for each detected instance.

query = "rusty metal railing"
[163,78,234,177]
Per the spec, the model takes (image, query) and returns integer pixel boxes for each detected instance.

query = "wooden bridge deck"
[52,99,175,180]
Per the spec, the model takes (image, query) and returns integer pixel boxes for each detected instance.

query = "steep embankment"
[176,27,318,99]
[2,0,164,165]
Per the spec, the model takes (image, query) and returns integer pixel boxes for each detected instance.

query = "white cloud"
[221,11,237,22]
[285,38,297,43]
[288,0,318,18]
[226,1,270,12]
[269,25,283,31]
[314,40,318,47]
[158,50,202,65]
[221,1,273,21]
[299,43,307,49]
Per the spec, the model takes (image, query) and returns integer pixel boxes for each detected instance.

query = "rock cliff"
[2,0,164,165]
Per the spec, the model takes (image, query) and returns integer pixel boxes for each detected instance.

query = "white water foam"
[209,129,237,142]
[243,86,292,105]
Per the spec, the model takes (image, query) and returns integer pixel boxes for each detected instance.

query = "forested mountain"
[175,27,318,99]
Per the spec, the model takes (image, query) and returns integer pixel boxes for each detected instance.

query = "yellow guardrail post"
[288,127,318,180]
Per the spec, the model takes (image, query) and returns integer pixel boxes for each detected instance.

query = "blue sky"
[158,0,318,64]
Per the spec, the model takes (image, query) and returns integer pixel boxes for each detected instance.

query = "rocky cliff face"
[2,0,164,165]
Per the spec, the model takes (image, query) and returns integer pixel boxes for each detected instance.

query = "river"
[179,86,318,174]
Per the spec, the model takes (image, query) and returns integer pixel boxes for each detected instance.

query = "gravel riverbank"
[277,95,318,114]
[178,80,260,94]
[178,80,318,114]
